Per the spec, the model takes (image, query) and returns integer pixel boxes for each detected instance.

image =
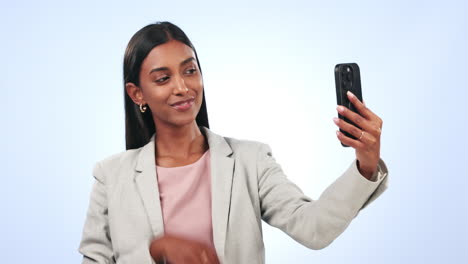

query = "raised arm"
[257,143,388,250]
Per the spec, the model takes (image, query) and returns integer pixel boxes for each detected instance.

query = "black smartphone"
[334,63,363,147]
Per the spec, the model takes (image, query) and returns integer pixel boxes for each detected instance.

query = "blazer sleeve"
[257,143,389,250]
[78,161,116,264]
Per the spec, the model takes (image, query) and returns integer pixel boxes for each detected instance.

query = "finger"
[336,105,374,133]
[333,117,363,140]
[352,129,378,146]
[346,91,371,118]
[337,103,383,136]
[200,250,211,264]
[198,246,218,264]
[336,130,365,149]
[333,115,382,140]
[178,245,202,264]
[199,253,208,264]
[347,91,381,122]
[206,249,220,264]
[188,252,203,264]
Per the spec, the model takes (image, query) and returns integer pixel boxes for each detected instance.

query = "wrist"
[356,159,376,180]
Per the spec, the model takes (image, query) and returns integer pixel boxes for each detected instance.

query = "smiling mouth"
[170,98,194,111]
[170,97,195,106]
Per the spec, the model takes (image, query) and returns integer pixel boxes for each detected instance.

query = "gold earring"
[139,103,147,113]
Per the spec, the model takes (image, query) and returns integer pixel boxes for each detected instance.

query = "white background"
[1,0,467,263]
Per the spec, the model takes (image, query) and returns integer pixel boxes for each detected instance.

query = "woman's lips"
[171,99,194,111]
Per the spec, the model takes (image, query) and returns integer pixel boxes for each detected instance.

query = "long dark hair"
[123,21,209,150]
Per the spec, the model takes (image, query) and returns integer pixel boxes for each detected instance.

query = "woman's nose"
[172,75,188,94]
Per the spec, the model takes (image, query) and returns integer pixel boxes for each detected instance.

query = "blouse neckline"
[156,149,210,169]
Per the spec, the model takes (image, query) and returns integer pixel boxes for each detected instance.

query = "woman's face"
[127,39,203,128]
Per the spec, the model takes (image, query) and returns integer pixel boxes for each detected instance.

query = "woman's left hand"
[333,91,383,180]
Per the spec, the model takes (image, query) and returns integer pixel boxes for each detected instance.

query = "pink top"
[156,149,215,252]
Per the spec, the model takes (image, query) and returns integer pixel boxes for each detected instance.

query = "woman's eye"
[185,68,197,74]
[155,76,169,83]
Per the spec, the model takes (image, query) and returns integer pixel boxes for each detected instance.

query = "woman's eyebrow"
[180,57,195,66]
[149,57,195,74]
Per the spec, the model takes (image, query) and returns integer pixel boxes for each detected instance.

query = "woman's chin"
[168,116,198,127]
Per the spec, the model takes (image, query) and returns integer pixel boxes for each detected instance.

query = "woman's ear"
[125,82,145,104]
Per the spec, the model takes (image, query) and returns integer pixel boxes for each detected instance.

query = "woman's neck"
[154,122,208,160]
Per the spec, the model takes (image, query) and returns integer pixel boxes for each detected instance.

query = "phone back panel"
[334,63,363,147]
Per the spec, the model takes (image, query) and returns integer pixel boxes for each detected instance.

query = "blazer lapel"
[201,126,234,262]
[134,134,165,238]
[133,127,234,262]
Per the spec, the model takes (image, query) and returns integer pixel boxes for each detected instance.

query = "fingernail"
[337,106,344,113]
[347,91,355,97]
[336,131,340,136]
[333,117,339,124]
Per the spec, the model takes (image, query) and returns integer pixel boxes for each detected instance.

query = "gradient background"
[1,0,467,263]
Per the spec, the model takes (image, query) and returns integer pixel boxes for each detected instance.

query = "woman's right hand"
[149,234,220,264]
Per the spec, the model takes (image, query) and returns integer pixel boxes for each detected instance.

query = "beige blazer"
[78,125,389,264]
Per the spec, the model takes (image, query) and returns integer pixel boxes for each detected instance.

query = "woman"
[78,21,389,264]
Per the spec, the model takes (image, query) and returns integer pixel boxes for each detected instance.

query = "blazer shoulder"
[92,148,141,183]
[202,126,270,156]
[222,135,269,157]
